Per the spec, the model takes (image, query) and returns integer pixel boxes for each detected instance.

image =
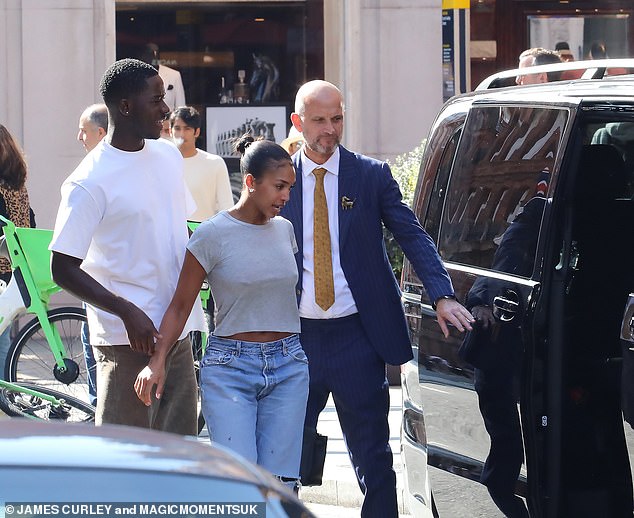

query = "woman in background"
[0,125,36,377]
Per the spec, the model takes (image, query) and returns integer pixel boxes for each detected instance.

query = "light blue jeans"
[201,334,309,482]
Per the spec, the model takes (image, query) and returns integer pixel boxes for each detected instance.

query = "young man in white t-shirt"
[50,58,205,434]
[169,106,234,222]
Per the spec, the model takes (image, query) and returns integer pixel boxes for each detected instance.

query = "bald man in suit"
[281,80,474,518]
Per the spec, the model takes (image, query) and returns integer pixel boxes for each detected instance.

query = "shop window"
[116,2,323,150]
[528,14,629,61]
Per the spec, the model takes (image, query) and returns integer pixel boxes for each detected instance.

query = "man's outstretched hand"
[435,298,475,338]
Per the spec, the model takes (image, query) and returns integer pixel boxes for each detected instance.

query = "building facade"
[2,0,631,316]
[1,0,443,231]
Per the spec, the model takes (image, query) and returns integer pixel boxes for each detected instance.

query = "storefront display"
[116,1,324,153]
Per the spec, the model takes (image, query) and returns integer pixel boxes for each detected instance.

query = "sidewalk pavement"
[299,386,412,516]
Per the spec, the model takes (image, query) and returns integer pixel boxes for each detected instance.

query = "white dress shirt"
[298,148,358,319]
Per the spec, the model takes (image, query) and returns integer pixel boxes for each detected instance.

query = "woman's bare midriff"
[221,331,293,343]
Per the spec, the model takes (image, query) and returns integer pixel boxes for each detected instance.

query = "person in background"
[77,104,108,154]
[76,104,109,406]
[590,41,608,60]
[516,47,562,85]
[135,136,309,492]
[588,41,627,76]
[464,173,550,518]
[555,41,575,62]
[139,43,186,111]
[50,58,205,432]
[160,117,172,140]
[555,41,584,80]
[0,125,36,378]
[169,105,234,334]
[281,80,474,517]
[169,106,233,222]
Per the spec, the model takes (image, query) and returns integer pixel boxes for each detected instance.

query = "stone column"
[324,0,443,162]
[0,0,116,228]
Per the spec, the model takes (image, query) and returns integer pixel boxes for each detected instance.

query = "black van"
[400,60,634,517]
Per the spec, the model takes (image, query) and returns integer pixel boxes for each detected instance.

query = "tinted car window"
[412,100,469,241]
[425,128,462,242]
[438,106,569,274]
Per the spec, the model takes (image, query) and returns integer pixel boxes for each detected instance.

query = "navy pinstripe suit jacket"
[281,145,454,365]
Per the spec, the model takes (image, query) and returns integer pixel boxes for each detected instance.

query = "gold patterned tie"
[313,167,335,310]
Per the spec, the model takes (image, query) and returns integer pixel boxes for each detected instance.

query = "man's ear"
[194,128,201,139]
[119,99,131,117]
[290,113,303,133]
[97,127,107,139]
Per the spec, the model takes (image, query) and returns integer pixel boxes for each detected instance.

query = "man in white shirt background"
[169,105,234,335]
[169,106,234,222]
[140,43,186,111]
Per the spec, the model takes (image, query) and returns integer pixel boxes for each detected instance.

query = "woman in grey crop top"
[135,137,308,492]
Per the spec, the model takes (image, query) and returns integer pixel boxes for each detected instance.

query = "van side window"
[590,121,634,184]
[438,106,569,275]
[425,129,462,242]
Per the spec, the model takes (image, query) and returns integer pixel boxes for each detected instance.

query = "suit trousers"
[93,338,197,435]
[300,314,397,518]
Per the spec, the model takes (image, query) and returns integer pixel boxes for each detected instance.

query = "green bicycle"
[0,218,209,428]
[0,216,91,408]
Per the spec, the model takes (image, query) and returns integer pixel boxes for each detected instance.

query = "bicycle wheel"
[6,307,90,406]
[0,382,94,422]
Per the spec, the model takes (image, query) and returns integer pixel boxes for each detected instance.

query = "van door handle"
[629,316,634,340]
[493,290,520,322]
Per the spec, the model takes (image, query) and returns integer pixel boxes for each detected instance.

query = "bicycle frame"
[0,216,79,382]
[0,377,95,422]
[0,379,65,411]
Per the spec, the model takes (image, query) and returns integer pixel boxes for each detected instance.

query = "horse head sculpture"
[250,54,280,103]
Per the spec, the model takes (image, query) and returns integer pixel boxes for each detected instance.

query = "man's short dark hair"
[170,106,201,130]
[99,58,158,107]
[533,50,563,81]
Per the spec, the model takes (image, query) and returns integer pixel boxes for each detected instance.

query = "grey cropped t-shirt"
[187,211,300,336]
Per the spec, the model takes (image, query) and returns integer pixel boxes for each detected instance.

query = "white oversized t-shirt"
[50,138,205,345]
